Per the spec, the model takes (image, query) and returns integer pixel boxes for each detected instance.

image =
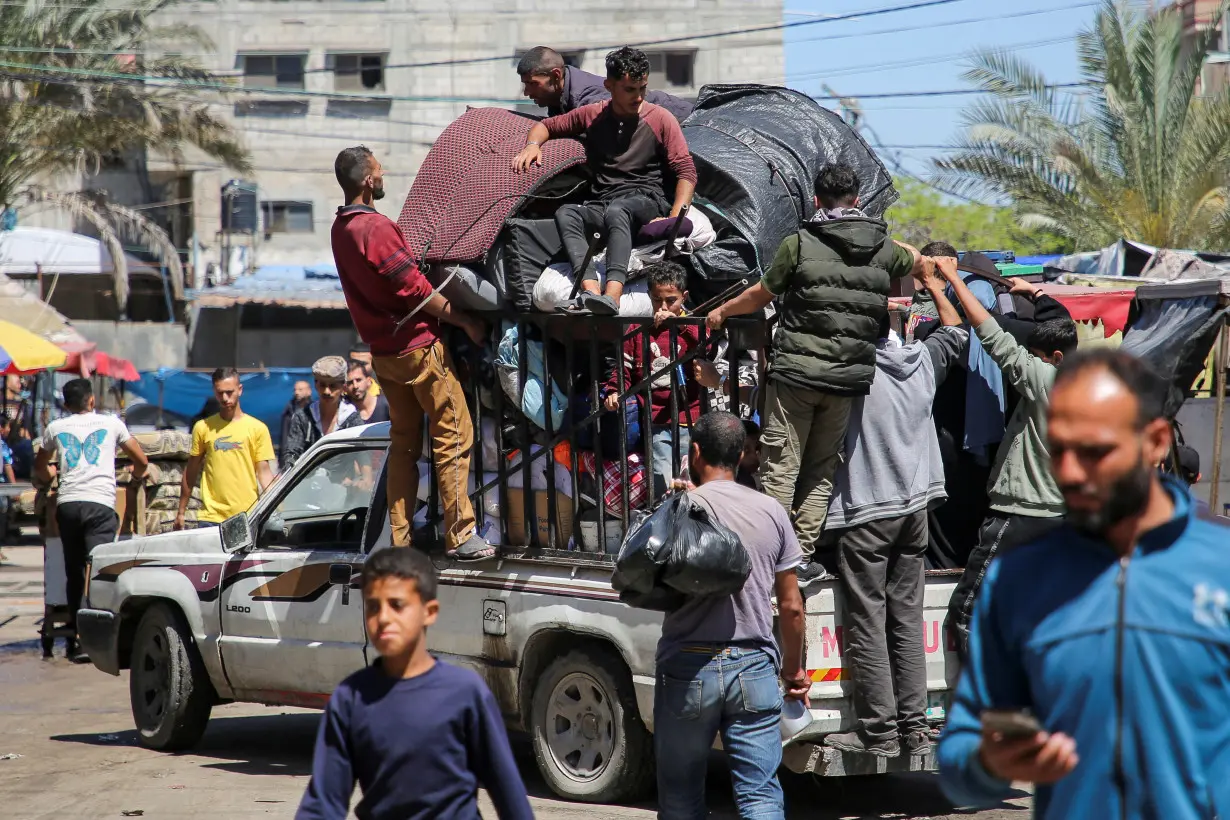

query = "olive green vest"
[770,217,899,395]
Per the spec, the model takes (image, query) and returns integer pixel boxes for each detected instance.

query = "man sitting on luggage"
[516,46,694,122]
[512,46,697,316]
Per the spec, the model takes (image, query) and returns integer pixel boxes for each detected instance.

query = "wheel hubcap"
[136,631,170,726]
[545,671,616,782]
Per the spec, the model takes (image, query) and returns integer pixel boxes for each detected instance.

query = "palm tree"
[933,0,1230,252]
[0,0,251,307]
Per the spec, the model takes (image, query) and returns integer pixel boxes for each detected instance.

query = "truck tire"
[129,603,214,751]
[530,648,654,803]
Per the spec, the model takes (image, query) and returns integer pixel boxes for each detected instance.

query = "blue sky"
[783,0,1103,179]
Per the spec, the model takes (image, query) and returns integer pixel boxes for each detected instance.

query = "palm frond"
[933,0,1230,252]
[21,186,131,307]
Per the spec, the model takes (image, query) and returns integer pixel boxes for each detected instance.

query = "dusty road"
[0,547,1030,819]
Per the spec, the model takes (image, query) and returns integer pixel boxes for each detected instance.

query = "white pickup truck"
[77,422,960,803]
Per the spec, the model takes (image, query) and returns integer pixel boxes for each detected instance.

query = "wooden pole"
[1210,322,1228,514]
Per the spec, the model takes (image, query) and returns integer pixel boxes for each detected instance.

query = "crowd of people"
[26,38,1227,820]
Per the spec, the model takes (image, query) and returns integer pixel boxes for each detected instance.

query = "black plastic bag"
[612,492,751,608]
[612,501,678,597]
[662,500,751,598]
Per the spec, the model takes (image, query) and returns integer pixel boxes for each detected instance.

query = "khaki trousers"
[758,380,853,558]
[372,342,475,550]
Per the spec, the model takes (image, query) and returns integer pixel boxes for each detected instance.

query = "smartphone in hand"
[981,709,1043,739]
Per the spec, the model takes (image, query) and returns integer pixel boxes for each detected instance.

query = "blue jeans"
[654,646,784,820]
[651,425,690,490]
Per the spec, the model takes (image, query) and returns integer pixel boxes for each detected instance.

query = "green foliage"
[886,177,1073,255]
[934,0,1230,252]
[0,0,251,304]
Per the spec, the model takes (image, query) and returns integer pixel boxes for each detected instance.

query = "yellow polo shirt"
[190,413,274,522]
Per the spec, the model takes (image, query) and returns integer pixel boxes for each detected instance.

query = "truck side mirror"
[220,511,254,553]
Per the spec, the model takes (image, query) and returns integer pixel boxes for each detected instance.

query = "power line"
[814,82,1086,101]
[0,0,1091,98]
[0,78,441,150]
[783,34,1079,87]
[788,0,1099,46]
[358,0,976,74]
[0,58,1091,104]
[0,60,524,103]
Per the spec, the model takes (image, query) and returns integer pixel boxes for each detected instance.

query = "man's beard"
[688,459,700,488]
[1064,459,1153,536]
[372,185,385,200]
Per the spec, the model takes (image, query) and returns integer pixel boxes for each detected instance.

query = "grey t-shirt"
[656,480,803,668]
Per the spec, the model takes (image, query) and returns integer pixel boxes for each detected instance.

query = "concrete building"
[1175,0,1230,95]
[139,0,785,282]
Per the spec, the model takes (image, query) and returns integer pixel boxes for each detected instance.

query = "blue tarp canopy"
[189,264,346,309]
[128,367,313,444]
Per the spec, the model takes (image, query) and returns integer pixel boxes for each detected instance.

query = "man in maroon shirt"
[330,146,494,561]
[512,46,697,316]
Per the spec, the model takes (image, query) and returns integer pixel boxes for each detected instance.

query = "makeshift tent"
[1122,277,1230,509]
[682,84,897,293]
[1052,238,1230,279]
[189,263,346,310]
[0,226,175,307]
[1040,284,1136,342]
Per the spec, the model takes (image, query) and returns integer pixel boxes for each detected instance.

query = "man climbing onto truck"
[330,146,492,561]
[512,46,697,316]
[707,162,928,587]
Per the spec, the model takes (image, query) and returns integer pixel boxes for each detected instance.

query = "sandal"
[448,534,497,562]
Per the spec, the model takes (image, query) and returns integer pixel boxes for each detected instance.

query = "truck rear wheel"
[530,648,654,803]
[129,603,214,751]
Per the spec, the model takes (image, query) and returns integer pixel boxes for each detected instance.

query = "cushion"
[637,215,693,243]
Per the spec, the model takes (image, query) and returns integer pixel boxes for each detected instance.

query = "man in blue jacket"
[516,46,694,121]
[938,348,1230,819]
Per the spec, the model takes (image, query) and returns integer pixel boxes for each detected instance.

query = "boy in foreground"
[296,548,533,820]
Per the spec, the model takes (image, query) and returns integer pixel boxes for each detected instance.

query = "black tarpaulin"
[681,84,898,292]
[1122,283,1230,417]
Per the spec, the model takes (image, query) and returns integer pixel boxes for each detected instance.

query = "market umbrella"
[0,319,67,373]
[94,351,139,381]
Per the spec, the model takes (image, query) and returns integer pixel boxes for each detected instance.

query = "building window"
[644,51,695,88]
[240,54,307,89]
[261,201,314,234]
[329,53,386,92]
[326,98,392,118]
[234,99,310,117]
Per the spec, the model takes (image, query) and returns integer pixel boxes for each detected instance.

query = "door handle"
[330,563,354,605]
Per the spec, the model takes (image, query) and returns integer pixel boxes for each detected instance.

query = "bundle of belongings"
[397,84,896,317]
[612,490,751,611]
[394,84,898,550]
[125,430,196,534]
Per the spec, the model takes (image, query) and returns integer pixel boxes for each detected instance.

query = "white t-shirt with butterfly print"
[41,412,132,508]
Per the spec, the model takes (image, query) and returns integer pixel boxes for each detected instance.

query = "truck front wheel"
[129,603,214,751]
[529,648,654,803]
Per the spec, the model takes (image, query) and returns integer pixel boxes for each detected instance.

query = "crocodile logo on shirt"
[213,435,243,452]
[1193,583,1229,629]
